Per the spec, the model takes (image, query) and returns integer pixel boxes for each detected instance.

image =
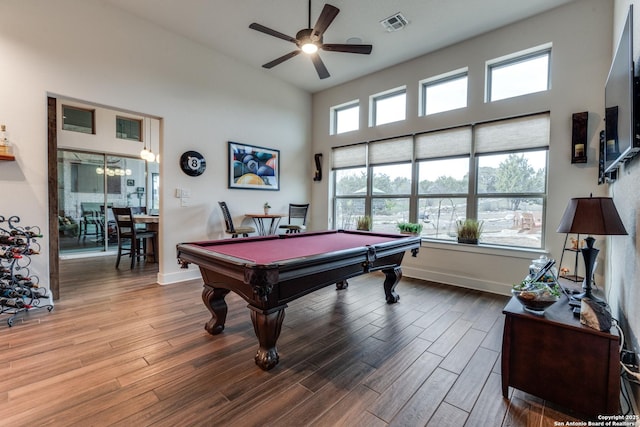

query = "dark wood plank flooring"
[0,256,588,426]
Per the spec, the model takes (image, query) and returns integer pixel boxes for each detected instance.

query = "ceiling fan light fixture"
[250,3,372,79]
[301,41,318,54]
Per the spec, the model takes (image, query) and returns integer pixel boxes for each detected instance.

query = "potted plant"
[355,215,372,231]
[263,202,271,214]
[456,218,483,244]
[397,222,423,235]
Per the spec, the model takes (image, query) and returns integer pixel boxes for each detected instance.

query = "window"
[331,101,359,135]
[116,116,142,141]
[488,47,551,102]
[371,87,406,126]
[369,137,412,232]
[421,70,468,115]
[332,112,550,249]
[416,126,471,241]
[62,105,95,134]
[332,144,367,230]
[475,114,549,247]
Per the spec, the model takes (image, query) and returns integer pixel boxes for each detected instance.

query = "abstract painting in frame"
[228,141,280,191]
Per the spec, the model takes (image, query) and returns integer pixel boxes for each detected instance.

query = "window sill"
[419,238,548,260]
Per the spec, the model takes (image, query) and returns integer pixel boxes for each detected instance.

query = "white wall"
[0,0,311,286]
[610,0,640,403]
[311,0,613,295]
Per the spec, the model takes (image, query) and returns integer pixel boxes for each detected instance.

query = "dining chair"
[218,201,255,238]
[129,206,148,231]
[279,203,309,234]
[112,207,157,268]
[78,202,103,241]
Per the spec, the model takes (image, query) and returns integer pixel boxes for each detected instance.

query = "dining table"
[244,213,285,236]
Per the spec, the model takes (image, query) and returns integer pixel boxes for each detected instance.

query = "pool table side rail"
[176,231,420,309]
[177,232,419,269]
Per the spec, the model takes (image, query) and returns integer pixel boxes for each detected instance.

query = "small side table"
[501,295,620,417]
[244,213,285,236]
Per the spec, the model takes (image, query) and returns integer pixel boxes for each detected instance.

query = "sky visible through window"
[336,104,359,134]
[357,151,546,182]
[490,54,549,101]
[375,92,406,126]
[425,75,467,115]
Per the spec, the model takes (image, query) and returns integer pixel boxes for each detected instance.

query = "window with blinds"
[331,112,549,249]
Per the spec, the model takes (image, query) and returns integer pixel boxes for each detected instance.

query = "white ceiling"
[103,0,574,93]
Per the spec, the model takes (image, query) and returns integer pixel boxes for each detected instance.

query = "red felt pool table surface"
[192,231,400,264]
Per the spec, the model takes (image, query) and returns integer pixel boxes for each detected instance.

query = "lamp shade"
[556,196,628,235]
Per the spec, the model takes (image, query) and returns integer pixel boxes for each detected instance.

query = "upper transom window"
[370,87,406,126]
[116,116,142,141]
[62,105,95,134]
[331,101,359,135]
[420,69,468,116]
[487,46,551,102]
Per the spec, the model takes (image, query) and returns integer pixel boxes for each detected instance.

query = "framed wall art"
[228,141,280,191]
[571,111,588,164]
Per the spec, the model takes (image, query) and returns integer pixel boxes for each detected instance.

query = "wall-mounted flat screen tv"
[604,5,639,174]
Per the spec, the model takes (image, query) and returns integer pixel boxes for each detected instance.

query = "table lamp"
[556,195,627,304]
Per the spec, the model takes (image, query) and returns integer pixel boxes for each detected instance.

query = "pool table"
[176,229,420,370]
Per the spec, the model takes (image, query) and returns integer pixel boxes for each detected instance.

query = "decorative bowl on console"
[512,280,561,315]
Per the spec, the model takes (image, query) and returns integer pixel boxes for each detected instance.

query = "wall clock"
[180,151,206,176]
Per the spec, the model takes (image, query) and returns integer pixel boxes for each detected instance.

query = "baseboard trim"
[158,268,201,285]
[402,266,512,296]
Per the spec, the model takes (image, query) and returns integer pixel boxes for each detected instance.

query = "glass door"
[57,150,147,255]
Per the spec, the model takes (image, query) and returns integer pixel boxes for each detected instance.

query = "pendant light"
[140,117,151,161]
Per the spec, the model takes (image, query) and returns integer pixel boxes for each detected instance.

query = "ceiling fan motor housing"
[296,28,322,47]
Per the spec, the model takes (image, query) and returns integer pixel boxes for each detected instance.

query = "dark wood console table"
[501,295,620,417]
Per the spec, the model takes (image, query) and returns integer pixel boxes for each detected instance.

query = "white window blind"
[475,112,550,153]
[415,126,472,159]
[332,144,366,169]
[369,136,413,165]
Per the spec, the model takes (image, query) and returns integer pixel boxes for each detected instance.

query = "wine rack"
[0,215,53,326]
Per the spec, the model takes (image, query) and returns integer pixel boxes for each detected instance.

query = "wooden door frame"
[47,96,60,300]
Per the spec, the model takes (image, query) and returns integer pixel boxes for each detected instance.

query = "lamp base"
[570,236,603,306]
[570,292,606,305]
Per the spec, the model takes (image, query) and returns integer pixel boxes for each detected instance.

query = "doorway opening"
[48,96,161,299]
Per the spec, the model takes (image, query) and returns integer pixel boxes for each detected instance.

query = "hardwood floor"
[0,256,587,426]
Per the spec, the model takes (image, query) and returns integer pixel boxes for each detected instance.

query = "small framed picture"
[228,141,280,191]
[126,179,135,186]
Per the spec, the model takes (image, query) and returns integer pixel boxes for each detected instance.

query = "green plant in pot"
[456,218,483,244]
[356,215,372,231]
[397,221,423,235]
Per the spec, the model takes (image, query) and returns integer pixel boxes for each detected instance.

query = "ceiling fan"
[249,1,373,79]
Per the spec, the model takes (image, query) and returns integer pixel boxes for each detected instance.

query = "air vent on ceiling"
[380,12,408,32]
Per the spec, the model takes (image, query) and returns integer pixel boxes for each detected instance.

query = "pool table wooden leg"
[383,266,402,304]
[202,285,230,335]
[249,305,286,371]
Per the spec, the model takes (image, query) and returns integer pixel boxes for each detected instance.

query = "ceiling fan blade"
[311,4,339,41]
[310,54,330,79]
[262,50,301,69]
[249,23,297,44]
[322,44,373,54]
